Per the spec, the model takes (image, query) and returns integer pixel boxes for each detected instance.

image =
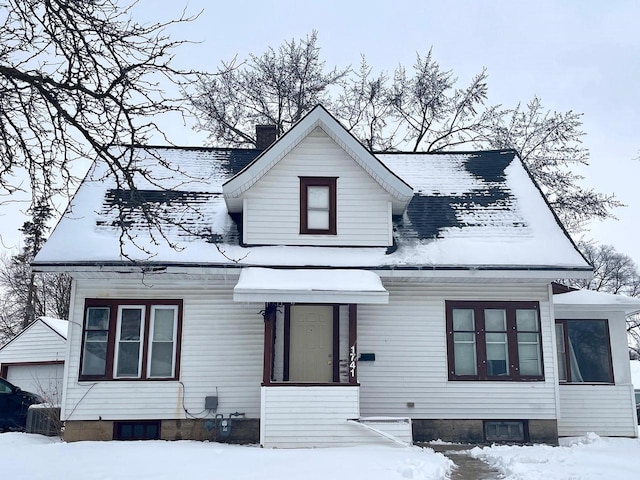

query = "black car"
[0,377,43,431]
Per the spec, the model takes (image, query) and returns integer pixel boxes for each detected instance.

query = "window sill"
[558,382,615,386]
[448,377,545,382]
[78,377,179,382]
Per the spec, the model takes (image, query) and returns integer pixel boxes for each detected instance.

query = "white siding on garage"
[0,320,67,403]
[62,276,265,422]
[0,320,66,363]
[243,127,393,247]
[356,281,558,420]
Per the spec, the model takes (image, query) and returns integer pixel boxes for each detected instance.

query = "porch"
[233,268,412,448]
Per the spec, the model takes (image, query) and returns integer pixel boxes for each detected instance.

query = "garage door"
[5,364,64,405]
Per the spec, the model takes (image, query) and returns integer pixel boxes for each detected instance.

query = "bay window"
[79,299,182,381]
[446,301,543,381]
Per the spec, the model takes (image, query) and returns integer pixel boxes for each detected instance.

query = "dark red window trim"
[446,300,544,381]
[555,318,614,384]
[79,298,183,382]
[299,177,337,235]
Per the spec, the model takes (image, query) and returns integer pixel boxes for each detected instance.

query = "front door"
[289,305,333,382]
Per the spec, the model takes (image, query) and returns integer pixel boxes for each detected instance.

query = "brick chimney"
[255,125,278,150]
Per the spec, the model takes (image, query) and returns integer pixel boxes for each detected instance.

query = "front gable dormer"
[223,105,413,247]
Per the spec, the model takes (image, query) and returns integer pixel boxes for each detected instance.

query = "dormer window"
[300,177,337,235]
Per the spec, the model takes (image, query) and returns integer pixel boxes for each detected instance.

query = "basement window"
[114,421,161,440]
[484,420,527,442]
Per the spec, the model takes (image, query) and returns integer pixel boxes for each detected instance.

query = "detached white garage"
[0,317,67,404]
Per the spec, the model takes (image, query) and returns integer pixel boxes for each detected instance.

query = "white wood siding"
[0,321,66,363]
[357,282,558,420]
[558,385,638,437]
[62,276,265,421]
[260,385,402,447]
[63,276,559,431]
[243,127,393,246]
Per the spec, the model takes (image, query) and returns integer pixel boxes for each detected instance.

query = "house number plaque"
[349,345,357,378]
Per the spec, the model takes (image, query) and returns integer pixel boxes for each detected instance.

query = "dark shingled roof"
[379,150,530,244]
[92,148,525,247]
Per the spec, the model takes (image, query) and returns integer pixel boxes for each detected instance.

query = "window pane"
[116,342,141,377]
[485,309,506,331]
[82,307,109,377]
[555,323,567,382]
[453,332,477,375]
[150,342,174,377]
[87,307,110,330]
[516,310,538,331]
[518,333,542,376]
[120,309,142,340]
[86,330,108,342]
[307,186,329,209]
[453,309,474,331]
[153,309,175,341]
[307,210,329,230]
[566,320,612,383]
[486,332,509,376]
[82,341,107,376]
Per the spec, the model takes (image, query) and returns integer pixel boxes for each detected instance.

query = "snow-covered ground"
[471,433,640,480]
[0,433,452,480]
[3,432,640,480]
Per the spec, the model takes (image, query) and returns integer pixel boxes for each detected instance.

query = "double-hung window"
[555,319,613,383]
[79,299,182,381]
[299,177,337,235]
[446,301,543,381]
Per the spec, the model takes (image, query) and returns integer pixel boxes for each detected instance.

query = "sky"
[2,0,639,266]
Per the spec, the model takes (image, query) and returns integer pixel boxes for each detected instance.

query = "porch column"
[262,303,277,384]
[349,304,357,384]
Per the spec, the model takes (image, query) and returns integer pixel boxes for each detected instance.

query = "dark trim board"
[283,305,291,381]
[332,305,340,382]
[299,176,337,235]
[32,260,594,273]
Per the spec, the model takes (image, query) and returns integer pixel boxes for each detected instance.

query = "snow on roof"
[553,289,640,314]
[34,145,589,271]
[39,317,69,339]
[236,267,386,292]
[233,267,389,304]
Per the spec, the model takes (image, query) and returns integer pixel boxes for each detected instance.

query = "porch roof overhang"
[233,267,389,304]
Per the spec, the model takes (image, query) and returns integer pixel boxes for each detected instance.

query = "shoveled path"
[427,444,502,480]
